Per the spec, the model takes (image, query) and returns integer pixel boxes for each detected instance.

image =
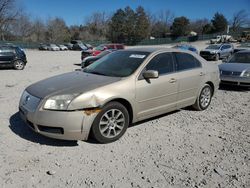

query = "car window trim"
[173,52,202,73]
[137,52,176,80]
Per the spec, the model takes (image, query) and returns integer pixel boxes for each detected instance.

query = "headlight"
[43,94,77,110]
[242,70,250,77]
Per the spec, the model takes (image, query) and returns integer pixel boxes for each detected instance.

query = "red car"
[81,43,125,60]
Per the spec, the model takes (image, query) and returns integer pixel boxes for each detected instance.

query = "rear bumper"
[220,75,250,87]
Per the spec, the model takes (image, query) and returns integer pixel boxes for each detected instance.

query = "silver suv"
[19,48,220,143]
[200,44,234,61]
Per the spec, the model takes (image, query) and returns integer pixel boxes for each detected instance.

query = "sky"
[18,0,250,26]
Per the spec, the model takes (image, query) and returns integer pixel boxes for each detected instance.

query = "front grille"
[221,80,238,85]
[221,70,241,76]
[200,51,211,56]
[37,125,64,134]
[20,91,41,112]
[240,82,250,86]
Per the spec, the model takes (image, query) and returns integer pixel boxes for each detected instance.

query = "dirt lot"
[0,42,249,187]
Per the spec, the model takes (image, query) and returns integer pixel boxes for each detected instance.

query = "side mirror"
[143,70,159,79]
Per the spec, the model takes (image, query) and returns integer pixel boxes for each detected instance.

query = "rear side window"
[146,53,174,75]
[174,52,201,71]
[0,47,15,53]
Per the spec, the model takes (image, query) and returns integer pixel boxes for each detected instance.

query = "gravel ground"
[0,41,249,188]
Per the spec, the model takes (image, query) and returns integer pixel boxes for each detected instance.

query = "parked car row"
[39,40,93,51]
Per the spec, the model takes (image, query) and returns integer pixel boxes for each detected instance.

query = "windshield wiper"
[85,70,107,76]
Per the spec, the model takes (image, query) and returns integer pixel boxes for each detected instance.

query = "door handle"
[169,78,177,83]
[199,72,205,76]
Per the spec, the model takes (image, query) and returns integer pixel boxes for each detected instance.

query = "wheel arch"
[104,98,134,124]
[205,81,215,96]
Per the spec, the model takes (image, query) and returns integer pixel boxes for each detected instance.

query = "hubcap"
[200,87,211,108]
[15,61,24,69]
[99,109,125,138]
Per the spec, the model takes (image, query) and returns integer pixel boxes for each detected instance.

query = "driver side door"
[135,52,178,120]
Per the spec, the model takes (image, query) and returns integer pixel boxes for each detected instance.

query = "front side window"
[174,52,201,71]
[145,53,174,75]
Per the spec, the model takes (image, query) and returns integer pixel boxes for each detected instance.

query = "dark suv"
[0,45,27,70]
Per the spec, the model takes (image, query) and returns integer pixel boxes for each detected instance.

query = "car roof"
[123,47,186,53]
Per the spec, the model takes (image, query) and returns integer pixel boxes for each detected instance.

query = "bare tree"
[0,0,19,40]
[157,10,175,26]
[11,13,32,40]
[231,10,249,32]
[190,19,210,34]
[84,11,109,40]
[31,18,46,42]
[46,17,70,43]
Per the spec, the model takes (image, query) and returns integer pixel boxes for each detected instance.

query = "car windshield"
[228,52,250,64]
[79,44,87,49]
[95,45,105,51]
[83,51,150,77]
[206,45,220,50]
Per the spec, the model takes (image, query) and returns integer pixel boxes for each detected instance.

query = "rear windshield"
[83,51,150,77]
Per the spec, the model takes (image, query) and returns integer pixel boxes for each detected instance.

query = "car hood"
[201,49,219,53]
[26,71,121,99]
[219,63,250,72]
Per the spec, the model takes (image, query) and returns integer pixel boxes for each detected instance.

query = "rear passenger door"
[173,52,204,108]
[136,52,178,120]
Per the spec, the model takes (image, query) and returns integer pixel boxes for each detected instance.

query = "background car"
[38,44,48,50]
[234,43,250,53]
[0,45,27,70]
[64,43,73,50]
[219,50,250,87]
[58,45,68,51]
[200,43,234,61]
[47,44,60,51]
[173,44,198,54]
[81,49,115,68]
[81,43,125,60]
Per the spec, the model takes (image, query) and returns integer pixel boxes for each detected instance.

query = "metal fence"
[137,32,242,46]
[0,32,244,49]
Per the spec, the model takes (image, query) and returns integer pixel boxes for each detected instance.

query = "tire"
[192,84,212,111]
[215,54,219,61]
[91,102,129,143]
[13,60,25,70]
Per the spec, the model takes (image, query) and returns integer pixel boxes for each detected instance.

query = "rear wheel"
[13,60,25,70]
[193,84,212,111]
[91,102,129,143]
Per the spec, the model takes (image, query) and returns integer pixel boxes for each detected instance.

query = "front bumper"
[200,54,216,60]
[19,93,98,140]
[220,75,250,87]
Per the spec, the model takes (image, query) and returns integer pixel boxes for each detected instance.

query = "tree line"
[0,0,249,45]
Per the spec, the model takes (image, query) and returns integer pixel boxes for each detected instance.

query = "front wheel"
[91,102,129,143]
[13,60,25,70]
[192,84,212,111]
[215,54,219,61]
